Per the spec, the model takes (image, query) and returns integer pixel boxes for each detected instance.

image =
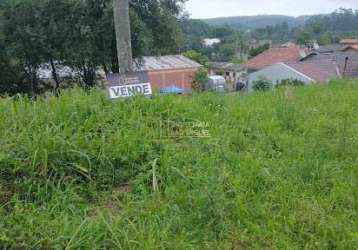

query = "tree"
[249,43,270,58]
[0,0,187,95]
[295,30,313,45]
[318,32,333,45]
[182,50,209,66]
[130,0,186,56]
[212,43,236,62]
[192,68,208,92]
[1,0,45,94]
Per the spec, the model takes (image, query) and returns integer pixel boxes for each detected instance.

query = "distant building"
[133,55,202,90]
[203,38,221,47]
[247,60,341,90]
[39,56,202,90]
[280,41,297,48]
[300,48,358,79]
[208,62,247,90]
[247,47,358,89]
[243,46,306,72]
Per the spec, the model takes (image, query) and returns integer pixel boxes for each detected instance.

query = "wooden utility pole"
[113,0,133,73]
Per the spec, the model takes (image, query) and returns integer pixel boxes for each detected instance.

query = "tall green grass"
[1,80,358,249]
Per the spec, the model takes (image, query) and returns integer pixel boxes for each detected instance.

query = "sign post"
[110,0,152,99]
[107,72,153,99]
[113,0,132,73]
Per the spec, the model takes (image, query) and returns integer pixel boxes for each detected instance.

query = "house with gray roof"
[248,46,357,90]
[300,49,358,79]
[247,61,340,90]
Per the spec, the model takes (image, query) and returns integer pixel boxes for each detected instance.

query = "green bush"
[192,68,209,92]
[249,43,270,58]
[182,50,209,67]
[252,76,273,91]
[277,79,306,87]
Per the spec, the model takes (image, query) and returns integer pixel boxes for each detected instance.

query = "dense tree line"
[252,22,291,43]
[299,8,358,45]
[0,0,186,95]
[307,9,358,34]
[251,9,358,46]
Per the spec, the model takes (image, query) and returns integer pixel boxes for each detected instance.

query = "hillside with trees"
[298,8,358,44]
[250,9,358,45]
[203,9,358,46]
[204,15,313,30]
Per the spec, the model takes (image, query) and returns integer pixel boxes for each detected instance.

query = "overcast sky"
[185,0,358,19]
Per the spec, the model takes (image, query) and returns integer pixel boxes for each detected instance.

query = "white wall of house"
[203,38,221,47]
[248,63,315,90]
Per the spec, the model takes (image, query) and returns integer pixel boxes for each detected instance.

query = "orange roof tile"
[243,47,302,71]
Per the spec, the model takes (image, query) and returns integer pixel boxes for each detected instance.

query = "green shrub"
[182,50,209,67]
[277,78,305,87]
[249,43,270,58]
[252,76,273,91]
[192,68,209,92]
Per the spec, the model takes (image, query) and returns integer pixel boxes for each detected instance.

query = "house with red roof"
[246,43,358,90]
[243,46,305,72]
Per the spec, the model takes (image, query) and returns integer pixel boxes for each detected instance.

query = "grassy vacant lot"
[0,80,357,249]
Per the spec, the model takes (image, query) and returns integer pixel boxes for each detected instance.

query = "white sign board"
[107,72,152,99]
[109,83,152,99]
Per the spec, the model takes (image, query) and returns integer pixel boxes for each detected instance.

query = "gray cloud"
[186,0,358,18]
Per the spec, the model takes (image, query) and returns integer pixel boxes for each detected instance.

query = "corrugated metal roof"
[208,62,242,71]
[134,55,202,72]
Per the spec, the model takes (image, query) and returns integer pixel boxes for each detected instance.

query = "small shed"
[134,55,202,90]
